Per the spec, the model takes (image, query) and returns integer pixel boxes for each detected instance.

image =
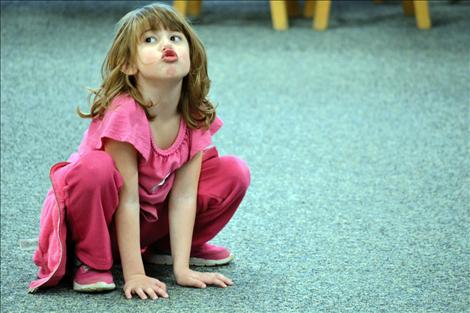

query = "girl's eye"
[145,36,157,43]
[170,35,182,43]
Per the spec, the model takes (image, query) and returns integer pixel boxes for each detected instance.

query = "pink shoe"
[73,264,116,292]
[143,243,234,267]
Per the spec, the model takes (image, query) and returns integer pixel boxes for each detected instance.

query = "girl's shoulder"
[187,116,223,159]
[190,116,223,137]
[107,93,143,115]
[100,93,148,127]
[85,93,151,160]
[209,116,223,135]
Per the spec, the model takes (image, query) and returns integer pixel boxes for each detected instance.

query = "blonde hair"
[77,3,215,129]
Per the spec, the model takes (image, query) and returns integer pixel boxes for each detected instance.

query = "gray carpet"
[1,1,469,312]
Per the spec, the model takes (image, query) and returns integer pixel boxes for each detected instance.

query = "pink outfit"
[29,94,250,292]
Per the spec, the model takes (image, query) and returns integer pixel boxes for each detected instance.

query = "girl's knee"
[220,156,251,193]
[68,151,119,189]
[64,151,121,222]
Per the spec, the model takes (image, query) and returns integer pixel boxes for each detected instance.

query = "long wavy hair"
[77,3,215,129]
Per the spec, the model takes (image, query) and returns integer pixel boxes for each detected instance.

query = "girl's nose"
[162,44,173,51]
[161,38,173,50]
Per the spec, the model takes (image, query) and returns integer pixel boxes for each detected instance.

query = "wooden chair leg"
[313,0,331,31]
[304,0,316,18]
[187,0,202,17]
[173,0,188,17]
[413,0,431,29]
[270,0,289,31]
[402,0,414,16]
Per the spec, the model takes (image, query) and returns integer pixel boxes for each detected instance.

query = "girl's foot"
[73,264,116,292]
[143,243,234,267]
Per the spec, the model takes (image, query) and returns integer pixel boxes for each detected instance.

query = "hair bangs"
[135,5,185,36]
[125,4,186,63]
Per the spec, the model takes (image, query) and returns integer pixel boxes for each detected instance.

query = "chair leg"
[173,0,188,17]
[313,0,331,31]
[413,0,431,29]
[402,0,414,16]
[187,0,202,17]
[304,0,316,18]
[270,0,289,31]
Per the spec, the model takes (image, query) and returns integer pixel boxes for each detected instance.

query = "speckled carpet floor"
[1,1,469,312]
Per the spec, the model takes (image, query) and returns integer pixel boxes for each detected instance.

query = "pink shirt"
[74,93,222,221]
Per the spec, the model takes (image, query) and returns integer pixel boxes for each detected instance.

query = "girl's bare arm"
[104,139,168,300]
[168,152,202,273]
[169,152,233,288]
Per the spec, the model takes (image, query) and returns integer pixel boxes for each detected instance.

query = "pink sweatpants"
[62,148,250,270]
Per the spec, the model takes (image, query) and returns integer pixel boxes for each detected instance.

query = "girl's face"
[132,28,190,82]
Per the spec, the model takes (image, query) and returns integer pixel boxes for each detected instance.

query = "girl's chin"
[140,71,188,81]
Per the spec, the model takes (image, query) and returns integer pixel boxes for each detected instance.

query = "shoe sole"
[143,253,234,267]
[73,281,116,292]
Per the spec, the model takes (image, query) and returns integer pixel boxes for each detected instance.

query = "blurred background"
[1,1,469,312]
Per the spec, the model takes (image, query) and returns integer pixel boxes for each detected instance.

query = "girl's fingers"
[153,285,169,298]
[124,287,132,299]
[194,272,231,287]
[155,280,167,291]
[135,288,148,299]
[192,278,206,288]
[145,287,158,300]
[204,273,228,287]
[199,276,221,287]
[213,278,227,288]
[217,274,233,285]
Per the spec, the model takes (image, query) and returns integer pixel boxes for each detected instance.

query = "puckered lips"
[162,49,178,62]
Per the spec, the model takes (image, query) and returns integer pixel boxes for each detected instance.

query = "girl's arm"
[169,152,233,288]
[104,139,168,300]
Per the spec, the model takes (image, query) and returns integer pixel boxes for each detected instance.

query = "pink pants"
[62,148,250,270]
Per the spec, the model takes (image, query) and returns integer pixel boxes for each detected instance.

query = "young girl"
[29,3,250,300]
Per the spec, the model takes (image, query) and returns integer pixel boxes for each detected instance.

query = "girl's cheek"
[180,52,191,70]
[139,49,160,65]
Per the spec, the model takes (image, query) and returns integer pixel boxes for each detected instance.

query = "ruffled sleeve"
[189,116,223,159]
[85,94,151,161]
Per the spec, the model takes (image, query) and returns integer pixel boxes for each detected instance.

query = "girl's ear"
[121,63,138,75]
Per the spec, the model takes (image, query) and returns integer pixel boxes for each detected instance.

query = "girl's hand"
[174,268,233,288]
[123,274,169,300]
